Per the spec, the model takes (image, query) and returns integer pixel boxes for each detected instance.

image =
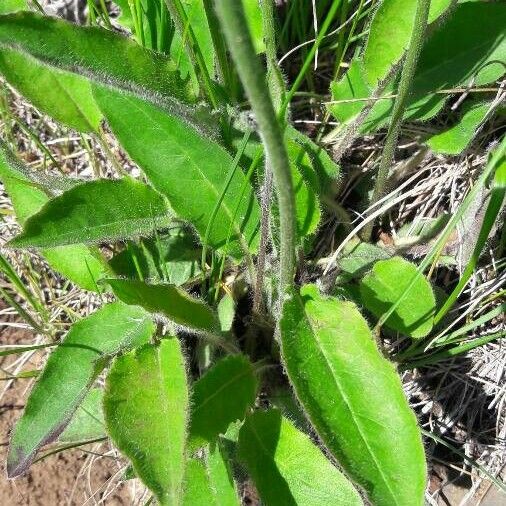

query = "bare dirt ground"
[0,312,134,506]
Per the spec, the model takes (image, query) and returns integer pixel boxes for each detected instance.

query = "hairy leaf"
[0,11,193,105]
[238,409,363,506]
[0,49,102,132]
[7,302,154,477]
[58,388,106,443]
[10,177,170,249]
[207,442,240,506]
[0,141,107,290]
[363,0,453,86]
[190,355,257,447]
[360,256,436,338]
[426,101,491,155]
[104,339,189,506]
[183,459,216,505]
[280,285,427,506]
[106,278,218,333]
[94,86,260,258]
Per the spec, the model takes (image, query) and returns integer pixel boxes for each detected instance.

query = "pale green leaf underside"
[93,86,260,259]
[238,409,363,506]
[0,141,107,290]
[280,285,427,506]
[0,49,102,132]
[10,177,171,249]
[7,302,154,478]
[106,278,218,333]
[360,256,436,338]
[190,355,257,447]
[104,339,189,506]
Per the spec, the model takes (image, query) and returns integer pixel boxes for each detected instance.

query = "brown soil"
[0,319,133,505]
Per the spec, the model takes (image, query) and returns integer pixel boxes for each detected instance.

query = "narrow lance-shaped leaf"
[189,354,258,448]
[93,86,261,259]
[106,278,218,333]
[0,49,102,132]
[104,339,189,506]
[280,285,427,506]
[0,11,193,105]
[359,256,436,338]
[183,459,217,506]
[238,409,363,506]
[7,302,155,477]
[10,177,171,249]
[0,140,107,290]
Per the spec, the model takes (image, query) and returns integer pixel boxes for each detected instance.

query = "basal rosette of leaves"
[0,1,504,505]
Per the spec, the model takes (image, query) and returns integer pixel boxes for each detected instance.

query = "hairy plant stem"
[363,0,432,241]
[214,0,296,297]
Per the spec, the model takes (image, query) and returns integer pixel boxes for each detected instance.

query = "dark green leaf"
[190,355,257,447]
[106,278,218,333]
[10,177,171,249]
[94,86,260,259]
[104,339,189,506]
[58,388,106,443]
[0,49,102,132]
[7,302,154,477]
[280,285,427,506]
[108,227,201,285]
[238,409,363,506]
[359,256,436,338]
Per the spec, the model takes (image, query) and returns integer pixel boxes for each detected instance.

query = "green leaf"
[106,278,218,333]
[0,49,102,132]
[331,3,506,132]
[10,177,171,249]
[0,11,193,105]
[7,302,154,477]
[0,141,108,291]
[93,86,260,258]
[335,240,391,284]
[242,0,265,54]
[217,292,235,332]
[0,0,27,14]
[189,355,257,447]
[287,139,321,238]
[426,101,491,155]
[238,409,363,506]
[104,339,189,506]
[108,227,201,285]
[183,444,240,505]
[363,0,453,86]
[58,388,106,443]
[183,459,216,506]
[280,285,427,506]
[207,442,240,506]
[360,256,436,338]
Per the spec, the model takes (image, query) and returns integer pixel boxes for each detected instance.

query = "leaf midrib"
[300,298,399,505]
